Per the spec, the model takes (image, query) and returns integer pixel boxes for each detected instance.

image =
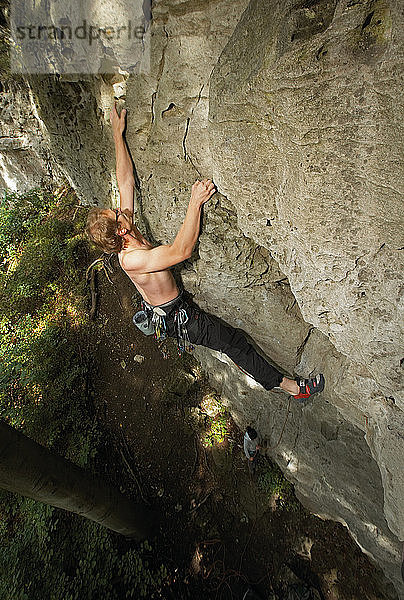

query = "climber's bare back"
[119,248,179,306]
[100,207,179,305]
[107,104,215,308]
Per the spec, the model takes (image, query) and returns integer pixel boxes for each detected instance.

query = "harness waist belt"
[142,292,183,316]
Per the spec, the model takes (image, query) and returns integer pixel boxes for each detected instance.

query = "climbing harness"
[151,306,168,341]
[139,292,194,357]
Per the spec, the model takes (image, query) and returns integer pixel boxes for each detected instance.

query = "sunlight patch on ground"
[4,245,23,276]
[201,412,230,448]
[45,288,86,328]
[33,317,48,336]
[33,291,85,335]
[200,391,223,417]
[190,545,203,576]
[198,391,230,448]
[190,365,203,380]
[28,382,43,406]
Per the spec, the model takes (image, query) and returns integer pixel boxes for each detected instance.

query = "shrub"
[0,186,91,449]
[0,491,169,600]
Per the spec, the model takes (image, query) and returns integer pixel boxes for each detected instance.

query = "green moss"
[257,459,300,512]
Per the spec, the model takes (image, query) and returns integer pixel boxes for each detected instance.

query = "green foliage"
[0,187,172,599]
[0,188,56,265]
[0,186,92,450]
[0,188,88,316]
[202,412,230,447]
[257,460,300,511]
[0,492,169,600]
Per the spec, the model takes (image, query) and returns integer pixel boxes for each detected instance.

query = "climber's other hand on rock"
[190,179,216,207]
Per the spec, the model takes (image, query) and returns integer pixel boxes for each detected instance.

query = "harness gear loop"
[151,307,167,342]
[174,307,194,355]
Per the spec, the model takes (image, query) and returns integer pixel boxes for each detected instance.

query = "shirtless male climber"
[86,104,325,401]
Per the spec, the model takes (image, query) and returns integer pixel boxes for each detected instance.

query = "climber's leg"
[185,304,325,398]
[186,306,284,390]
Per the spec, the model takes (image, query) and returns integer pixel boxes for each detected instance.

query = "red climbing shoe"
[293,374,325,400]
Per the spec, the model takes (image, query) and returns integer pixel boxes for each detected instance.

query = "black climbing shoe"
[293,373,325,400]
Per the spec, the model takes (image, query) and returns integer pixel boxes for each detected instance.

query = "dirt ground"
[89,261,398,600]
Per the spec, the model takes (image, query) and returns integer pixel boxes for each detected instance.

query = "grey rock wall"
[209,0,404,408]
[0,79,56,192]
[1,0,402,596]
[27,75,114,205]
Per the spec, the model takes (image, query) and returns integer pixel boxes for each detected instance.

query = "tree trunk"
[0,421,158,539]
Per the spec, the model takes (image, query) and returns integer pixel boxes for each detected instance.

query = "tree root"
[88,268,98,321]
[86,254,115,320]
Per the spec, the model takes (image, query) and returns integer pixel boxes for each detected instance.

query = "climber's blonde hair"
[86,207,124,254]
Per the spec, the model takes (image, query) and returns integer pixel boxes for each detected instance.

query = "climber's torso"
[118,245,179,306]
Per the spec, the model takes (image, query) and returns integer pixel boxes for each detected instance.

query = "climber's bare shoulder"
[118,247,179,305]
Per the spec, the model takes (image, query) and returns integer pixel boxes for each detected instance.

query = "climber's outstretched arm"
[121,179,216,274]
[110,103,135,216]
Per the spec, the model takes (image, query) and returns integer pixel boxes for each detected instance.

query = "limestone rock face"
[1,0,403,596]
[208,0,404,549]
[209,0,404,409]
[27,75,114,205]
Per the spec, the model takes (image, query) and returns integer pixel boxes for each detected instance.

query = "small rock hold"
[134,354,145,363]
[113,82,127,99]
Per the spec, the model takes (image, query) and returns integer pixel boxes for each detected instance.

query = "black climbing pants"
[145,293,284,391]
